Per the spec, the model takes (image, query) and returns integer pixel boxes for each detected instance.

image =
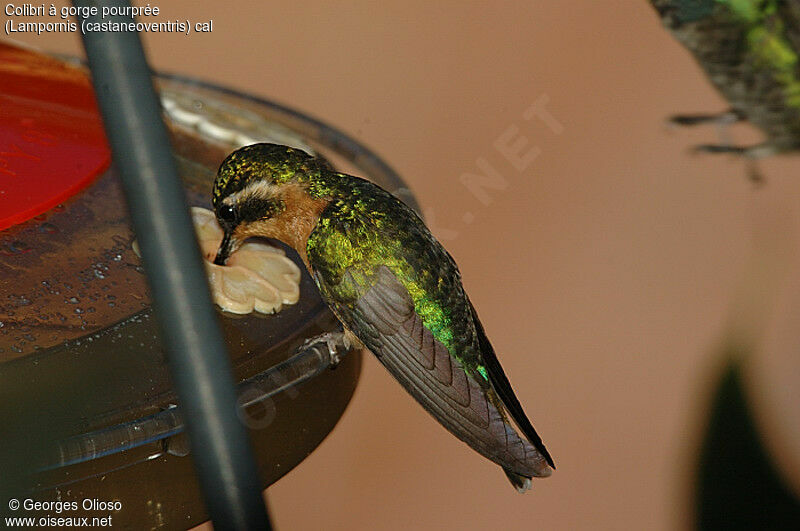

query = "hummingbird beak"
[213,231,240,265]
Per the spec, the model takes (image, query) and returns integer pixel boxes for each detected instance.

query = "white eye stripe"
[226,180,278,205]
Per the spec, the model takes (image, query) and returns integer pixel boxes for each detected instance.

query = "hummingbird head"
[211,143,331,266]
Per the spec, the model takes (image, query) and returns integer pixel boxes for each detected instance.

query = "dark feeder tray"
[0,52,418,528]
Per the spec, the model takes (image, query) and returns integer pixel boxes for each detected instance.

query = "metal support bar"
[73,1,270,528]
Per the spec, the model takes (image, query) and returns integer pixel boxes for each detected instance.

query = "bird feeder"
[0,42,416,527]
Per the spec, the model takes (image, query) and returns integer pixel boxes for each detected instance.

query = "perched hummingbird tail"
[504,469,532,493]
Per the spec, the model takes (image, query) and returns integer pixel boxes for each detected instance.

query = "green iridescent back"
[306,172,485,377]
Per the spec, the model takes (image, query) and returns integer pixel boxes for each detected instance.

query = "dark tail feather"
[504,468,532,493]
[469,300,556,469]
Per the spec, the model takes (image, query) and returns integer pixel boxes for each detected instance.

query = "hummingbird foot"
[691,142,777,184]
[670,109,743,149]
[300,331,354,369]
[692,144,747,154]
[668,109,743,128]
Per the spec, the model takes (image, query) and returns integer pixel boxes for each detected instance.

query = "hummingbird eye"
[218,203,236,224]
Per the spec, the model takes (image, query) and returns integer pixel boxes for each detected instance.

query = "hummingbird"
[649,0,800,176]
[211,143,554,491]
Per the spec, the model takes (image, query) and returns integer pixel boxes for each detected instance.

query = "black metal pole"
[73,1,271,528]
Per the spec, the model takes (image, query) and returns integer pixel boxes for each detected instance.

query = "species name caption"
[3,3,213,36]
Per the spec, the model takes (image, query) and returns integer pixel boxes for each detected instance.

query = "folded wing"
[320,264,552,479]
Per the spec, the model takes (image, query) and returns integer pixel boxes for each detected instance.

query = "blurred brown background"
[9,1,800,529]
